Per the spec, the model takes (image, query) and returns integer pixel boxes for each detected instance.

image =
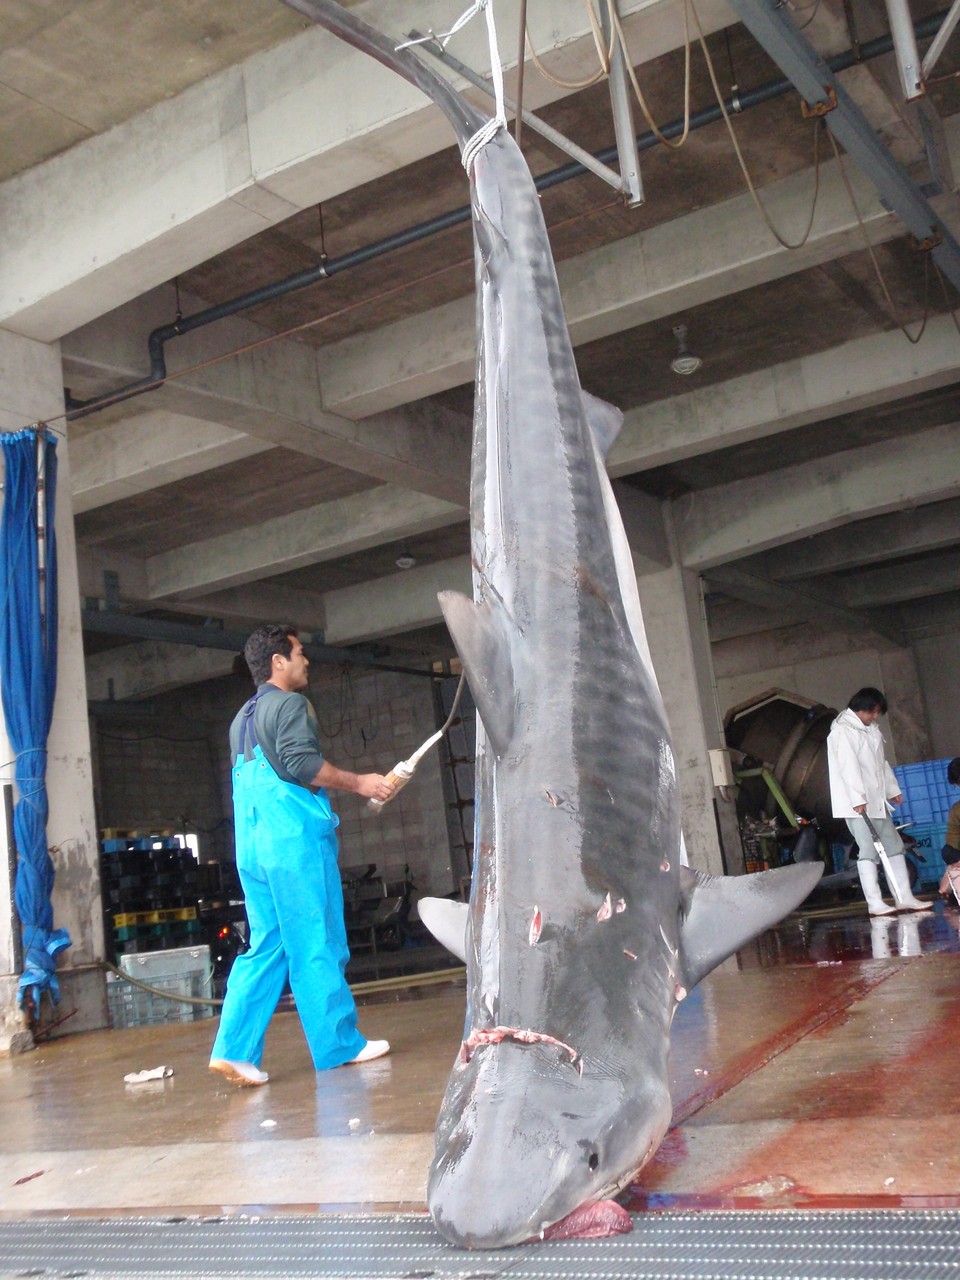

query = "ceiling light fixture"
[670,323,702,376]
[395,551,416,570]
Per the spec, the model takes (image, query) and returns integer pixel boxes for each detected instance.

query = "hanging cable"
[367,672,467,814]
[827,129,931,345]
[691,0,823,250]
[515,0,528,146]
[608,0,692,150]
[317,202,329,267]
[524,0,613,90]
[935,262,960,335]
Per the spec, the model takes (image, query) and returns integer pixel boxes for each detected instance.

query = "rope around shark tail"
[398,0,508,174]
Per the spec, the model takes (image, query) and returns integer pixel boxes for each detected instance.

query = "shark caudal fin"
[419,897,468,962]
[438,590,516,758]
[679,862,823,991]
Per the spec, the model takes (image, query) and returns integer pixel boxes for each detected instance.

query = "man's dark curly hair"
[948,757,960,788]
[244,623,297,685]
[848,687,887,715]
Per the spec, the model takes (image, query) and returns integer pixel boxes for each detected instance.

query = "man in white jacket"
[827,687,930,916]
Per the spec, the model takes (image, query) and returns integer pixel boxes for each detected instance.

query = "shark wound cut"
[460,1026,581,1073]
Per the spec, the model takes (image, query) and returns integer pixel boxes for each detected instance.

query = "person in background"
[938,758,960,905]
[827,687,931,917]
[209,624,396,1087]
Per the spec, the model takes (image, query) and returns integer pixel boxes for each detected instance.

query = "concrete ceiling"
[4,0,960,694]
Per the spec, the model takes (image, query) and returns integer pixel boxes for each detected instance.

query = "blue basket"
[905,822,949,887]
[893,758,957,827]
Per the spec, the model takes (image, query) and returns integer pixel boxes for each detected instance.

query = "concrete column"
[878,647,933,767]
[0,329,104,1054]
[636,505,743,878]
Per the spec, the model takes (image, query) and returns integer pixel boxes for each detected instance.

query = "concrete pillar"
[878,647,933,766]
[636,505,743,878]
[0,330,104,1054]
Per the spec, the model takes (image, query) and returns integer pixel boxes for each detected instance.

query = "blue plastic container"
[906,822,949,887]
[893,757,957,827]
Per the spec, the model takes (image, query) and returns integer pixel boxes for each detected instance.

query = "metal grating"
[1,1209,959,1279]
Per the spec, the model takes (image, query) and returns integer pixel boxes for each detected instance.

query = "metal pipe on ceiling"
[63,10,950,422]
[884,0,925,99]
[923,0,960,78]
[81,605,443,678]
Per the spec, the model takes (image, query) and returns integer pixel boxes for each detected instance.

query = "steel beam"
[884,0,924,99]
[922,0,960,79]
[411,32,631,195]
[727,0,960,292]
[601,0,644,206]
[80,606,435,677]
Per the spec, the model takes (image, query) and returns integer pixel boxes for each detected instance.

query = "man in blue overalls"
[209,624,396,1087]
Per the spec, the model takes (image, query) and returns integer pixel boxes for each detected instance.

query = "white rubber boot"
[857,859,896,916]
[879,851,932,912]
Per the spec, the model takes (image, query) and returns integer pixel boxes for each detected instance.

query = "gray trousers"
[845,814,904,865]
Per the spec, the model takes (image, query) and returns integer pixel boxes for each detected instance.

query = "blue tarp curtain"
[0,428,70,1009]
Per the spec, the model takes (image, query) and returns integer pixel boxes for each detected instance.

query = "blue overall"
[210,691,366,1070]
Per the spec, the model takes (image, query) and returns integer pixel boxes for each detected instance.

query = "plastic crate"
[904,822,949,888]
[893,758,957,826]
[109,945,213,1028]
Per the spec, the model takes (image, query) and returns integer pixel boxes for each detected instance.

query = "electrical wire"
[524,0,614,91]
[935,262,960,334]
[791,0,823,33]
[690,0,824,251]
[103,959,223,1007]
[827,128,932,345]
[438,671,467,738]
[608,0,693,150]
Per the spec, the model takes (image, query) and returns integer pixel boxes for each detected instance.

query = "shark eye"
[588,1152,599,1172]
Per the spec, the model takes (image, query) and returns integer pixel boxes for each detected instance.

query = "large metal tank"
[724,689,840,832]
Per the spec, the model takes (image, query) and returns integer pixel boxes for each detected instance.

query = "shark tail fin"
[419,896,468,963]
[438,590,515,758]
[679,862,823,990]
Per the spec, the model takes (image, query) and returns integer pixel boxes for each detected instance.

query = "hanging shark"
[284,0,822,1249]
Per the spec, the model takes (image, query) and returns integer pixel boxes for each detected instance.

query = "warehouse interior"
[2,0,960,1267]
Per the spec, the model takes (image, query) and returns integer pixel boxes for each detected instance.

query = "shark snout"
[428,1042,671,1248]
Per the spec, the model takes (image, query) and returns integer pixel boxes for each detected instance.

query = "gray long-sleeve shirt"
[229,683,326,789]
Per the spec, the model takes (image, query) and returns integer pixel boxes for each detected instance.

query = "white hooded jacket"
[827,707,901,819]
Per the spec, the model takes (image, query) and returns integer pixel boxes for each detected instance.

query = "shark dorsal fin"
[678,862,823,990]
[438,589,515,758]
[581,390,624,460]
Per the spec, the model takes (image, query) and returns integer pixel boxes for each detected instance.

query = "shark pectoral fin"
[438,589,515,757]
[418,896,468,963]
[678,861,824,990]
[581,390,624,459]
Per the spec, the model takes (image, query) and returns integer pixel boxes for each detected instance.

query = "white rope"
[398,2,508,176]
[397,0,488,51]
[462,2,508,175]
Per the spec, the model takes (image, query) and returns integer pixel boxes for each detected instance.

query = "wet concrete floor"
[2,897,960,1218]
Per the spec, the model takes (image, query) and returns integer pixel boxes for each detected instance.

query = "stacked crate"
[892,758,958,887]
[100,830,202,959]
[107,946,213,1028]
